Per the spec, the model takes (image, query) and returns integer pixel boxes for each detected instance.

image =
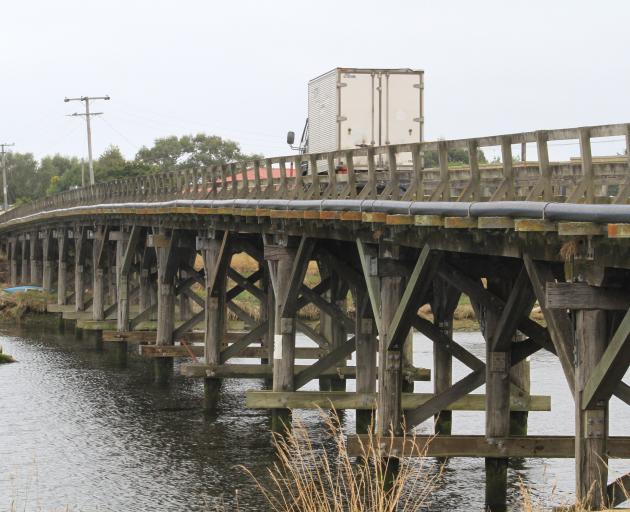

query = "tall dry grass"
[241,410,441,512]
[518,475,630,511]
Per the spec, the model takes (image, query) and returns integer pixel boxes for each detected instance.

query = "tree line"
[3,134,260,205]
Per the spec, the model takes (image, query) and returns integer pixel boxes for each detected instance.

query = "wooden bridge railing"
[1,122,629,224]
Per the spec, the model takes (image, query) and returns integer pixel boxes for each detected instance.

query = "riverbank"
[0,288,49,321]
[0,352,15,363]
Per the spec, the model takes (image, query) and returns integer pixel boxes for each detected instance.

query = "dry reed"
[241,410,441,512]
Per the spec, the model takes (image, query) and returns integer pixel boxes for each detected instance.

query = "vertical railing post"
[579,127,594,203]
[468,139,481,200]
[536,131,552,201]
[501,135,514,200]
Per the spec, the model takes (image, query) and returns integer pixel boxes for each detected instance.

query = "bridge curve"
[2,122,630,510]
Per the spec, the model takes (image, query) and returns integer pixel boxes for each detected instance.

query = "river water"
[0,323,628,511]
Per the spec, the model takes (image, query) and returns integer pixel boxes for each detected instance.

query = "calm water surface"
[0,323,628,511]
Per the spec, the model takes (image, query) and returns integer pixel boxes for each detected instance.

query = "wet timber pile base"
[2,122,630,510]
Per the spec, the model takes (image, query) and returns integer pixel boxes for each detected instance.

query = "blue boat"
[3,286,44,294]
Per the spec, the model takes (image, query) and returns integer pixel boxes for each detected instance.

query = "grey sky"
[1,0,629,162]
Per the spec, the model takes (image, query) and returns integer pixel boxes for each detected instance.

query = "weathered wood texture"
[575,309,609,509]
[377,244,404,436]
[346,435,630,459]
[245,391,550,411]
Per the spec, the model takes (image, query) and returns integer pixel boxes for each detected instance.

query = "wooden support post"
[9,239,17,287]
[378,244,403,437]
[139,245,156,321]
[154,229,179,384]
[41,232,53,293]
[265,265,276,366]
[107,244,117,306]
[318,263,333,392]
[74,228,86,312]
[92,227,107,321]
[355,289,376,434]
[179,267,192,321]
[260,264,272,385]
[200,233,229,409]
[267,238,310,432]
[509,335,530,436]
[272,245,300,431]
[20,236,29,284]
[431,278,461,436]
[139,267,150,313]
[29,232,41,285]
[484,278,511,512]
[116,227,140,333]
[57,232,68,305]
[329,272,348,392]
[575,308,609,509]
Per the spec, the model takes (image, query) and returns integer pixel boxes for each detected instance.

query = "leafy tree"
[135,133,261,172]
[94,145,129,182]
[41,155,83,194]
[423,147,488,168]
[1,133,265,204]
[3,152,39,203]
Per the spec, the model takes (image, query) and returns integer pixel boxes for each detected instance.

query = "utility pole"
[64,95,110,185]
[0,143,15,210]
[80,159,85,187]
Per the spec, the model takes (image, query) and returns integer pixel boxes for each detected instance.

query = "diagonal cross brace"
[280,237,316,319]
[356,239,382,336]
[523,255,576,391]
[582,306,630,409]
[220,322,268,363]
[405,338,540,429]
[438,262,553,352]
[294,336,357,390]
[387,246,442,350]
[490,267,536,352]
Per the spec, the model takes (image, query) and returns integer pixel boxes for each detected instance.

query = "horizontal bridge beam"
[346,435,630,459]
[181,363,430,381]
[102,330,246,343]
[245,391,550,411]
[546,282,630,310]
[138,344,329,359]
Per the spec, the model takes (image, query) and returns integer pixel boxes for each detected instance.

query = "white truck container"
[307,68,424,166]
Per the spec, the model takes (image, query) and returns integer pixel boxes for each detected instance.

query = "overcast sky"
[1,0,629,162]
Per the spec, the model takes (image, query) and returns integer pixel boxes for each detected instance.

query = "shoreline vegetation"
[0,351,15,363]
[239,410,618,512]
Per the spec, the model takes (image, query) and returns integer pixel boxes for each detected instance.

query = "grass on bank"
[0,289,49,321]
[238,409,628,512]
[241,410,442,512]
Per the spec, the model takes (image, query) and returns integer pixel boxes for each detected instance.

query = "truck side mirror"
[286,131,295,145]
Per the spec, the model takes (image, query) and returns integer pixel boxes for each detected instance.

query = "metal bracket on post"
[584,409,606,439]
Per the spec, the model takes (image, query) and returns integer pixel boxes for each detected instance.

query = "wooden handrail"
[0,122,628,224]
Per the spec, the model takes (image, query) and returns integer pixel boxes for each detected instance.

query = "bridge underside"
[3,207,630,510]
[2,121,630,510]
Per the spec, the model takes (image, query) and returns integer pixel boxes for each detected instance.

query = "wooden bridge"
[2,122,630,510]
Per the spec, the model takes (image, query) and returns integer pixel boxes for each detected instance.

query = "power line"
[64,95,111,185]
